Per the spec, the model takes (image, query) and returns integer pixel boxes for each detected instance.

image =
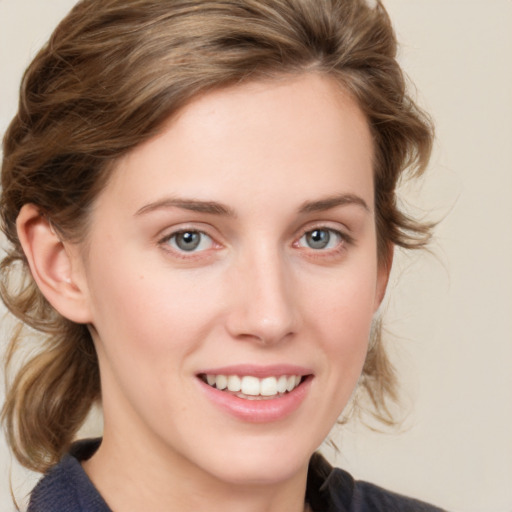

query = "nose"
[225,245,299,346]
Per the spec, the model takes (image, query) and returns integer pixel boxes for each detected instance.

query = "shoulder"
[351,480,446,512]
[28,439,110,512]
[307,452,446,512]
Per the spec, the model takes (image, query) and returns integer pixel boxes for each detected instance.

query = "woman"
[1,0,443,510]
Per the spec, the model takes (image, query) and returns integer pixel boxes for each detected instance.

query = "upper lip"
[197,364,312,378]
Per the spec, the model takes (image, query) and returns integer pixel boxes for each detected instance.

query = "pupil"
[307,229,329,249]
[177,231,200,251]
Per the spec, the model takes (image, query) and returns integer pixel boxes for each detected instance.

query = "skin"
[18,73,390,512]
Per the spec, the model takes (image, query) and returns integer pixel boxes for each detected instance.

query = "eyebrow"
[298,194,370,214]
[135,198,236,217]
[135,193,370,218]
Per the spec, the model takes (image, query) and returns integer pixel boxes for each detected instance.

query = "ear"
[374,243,394,311]
[16,204,93,324]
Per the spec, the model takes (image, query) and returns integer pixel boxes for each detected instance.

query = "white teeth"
[216,374,228,390]
[260,377,277,396]
[204,374,303,397]
[241,376,260,396]
[277,375,288,393]
[227,375,241,392]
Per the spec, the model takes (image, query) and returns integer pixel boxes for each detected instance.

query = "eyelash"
[159,229,217,257]
[158,225,352,259]
[294,227,352,255]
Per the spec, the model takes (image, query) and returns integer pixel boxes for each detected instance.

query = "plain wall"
[1,1,511,511]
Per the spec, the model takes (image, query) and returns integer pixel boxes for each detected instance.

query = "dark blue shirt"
[28,439,445,511]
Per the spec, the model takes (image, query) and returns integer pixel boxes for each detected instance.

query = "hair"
[1,0,433,473]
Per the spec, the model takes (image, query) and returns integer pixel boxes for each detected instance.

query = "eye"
[164,230,214,253]
[297,228,343,250]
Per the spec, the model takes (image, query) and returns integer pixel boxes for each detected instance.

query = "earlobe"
[16,204,92,324]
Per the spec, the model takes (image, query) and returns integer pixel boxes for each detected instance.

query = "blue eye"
[298,228,342,250]
[166,230,213,252]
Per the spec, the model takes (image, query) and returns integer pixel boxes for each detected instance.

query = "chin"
[214,458,307,487]
[192,437,314,487]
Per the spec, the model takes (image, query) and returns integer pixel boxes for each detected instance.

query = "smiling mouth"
[199,374,305,400]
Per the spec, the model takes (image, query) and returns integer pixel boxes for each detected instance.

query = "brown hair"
[1,0,433,472]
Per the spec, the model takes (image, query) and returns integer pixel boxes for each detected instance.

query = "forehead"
[99,73,374,214]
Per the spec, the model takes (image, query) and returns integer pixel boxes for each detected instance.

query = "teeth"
[227,375,241,392]
[203,374,303,397]
[260,377,277,396]
[216,374,228,390]
[277,375,288,393]
[241,376,260,396]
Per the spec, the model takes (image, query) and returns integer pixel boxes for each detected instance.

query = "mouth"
[199,374,305,400]
[197,367,313,422]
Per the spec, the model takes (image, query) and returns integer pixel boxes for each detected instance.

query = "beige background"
[1,1,511,511]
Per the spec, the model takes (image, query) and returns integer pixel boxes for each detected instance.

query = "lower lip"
[198,377,312,423]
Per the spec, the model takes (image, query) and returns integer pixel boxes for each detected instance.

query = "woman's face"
[75,73,388,485]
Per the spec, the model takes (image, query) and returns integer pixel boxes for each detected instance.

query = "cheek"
[303,262,378,379]
[85,262,220,424]
[86,250,223,368]
[307,262,378,334]
[322,293,374,374]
